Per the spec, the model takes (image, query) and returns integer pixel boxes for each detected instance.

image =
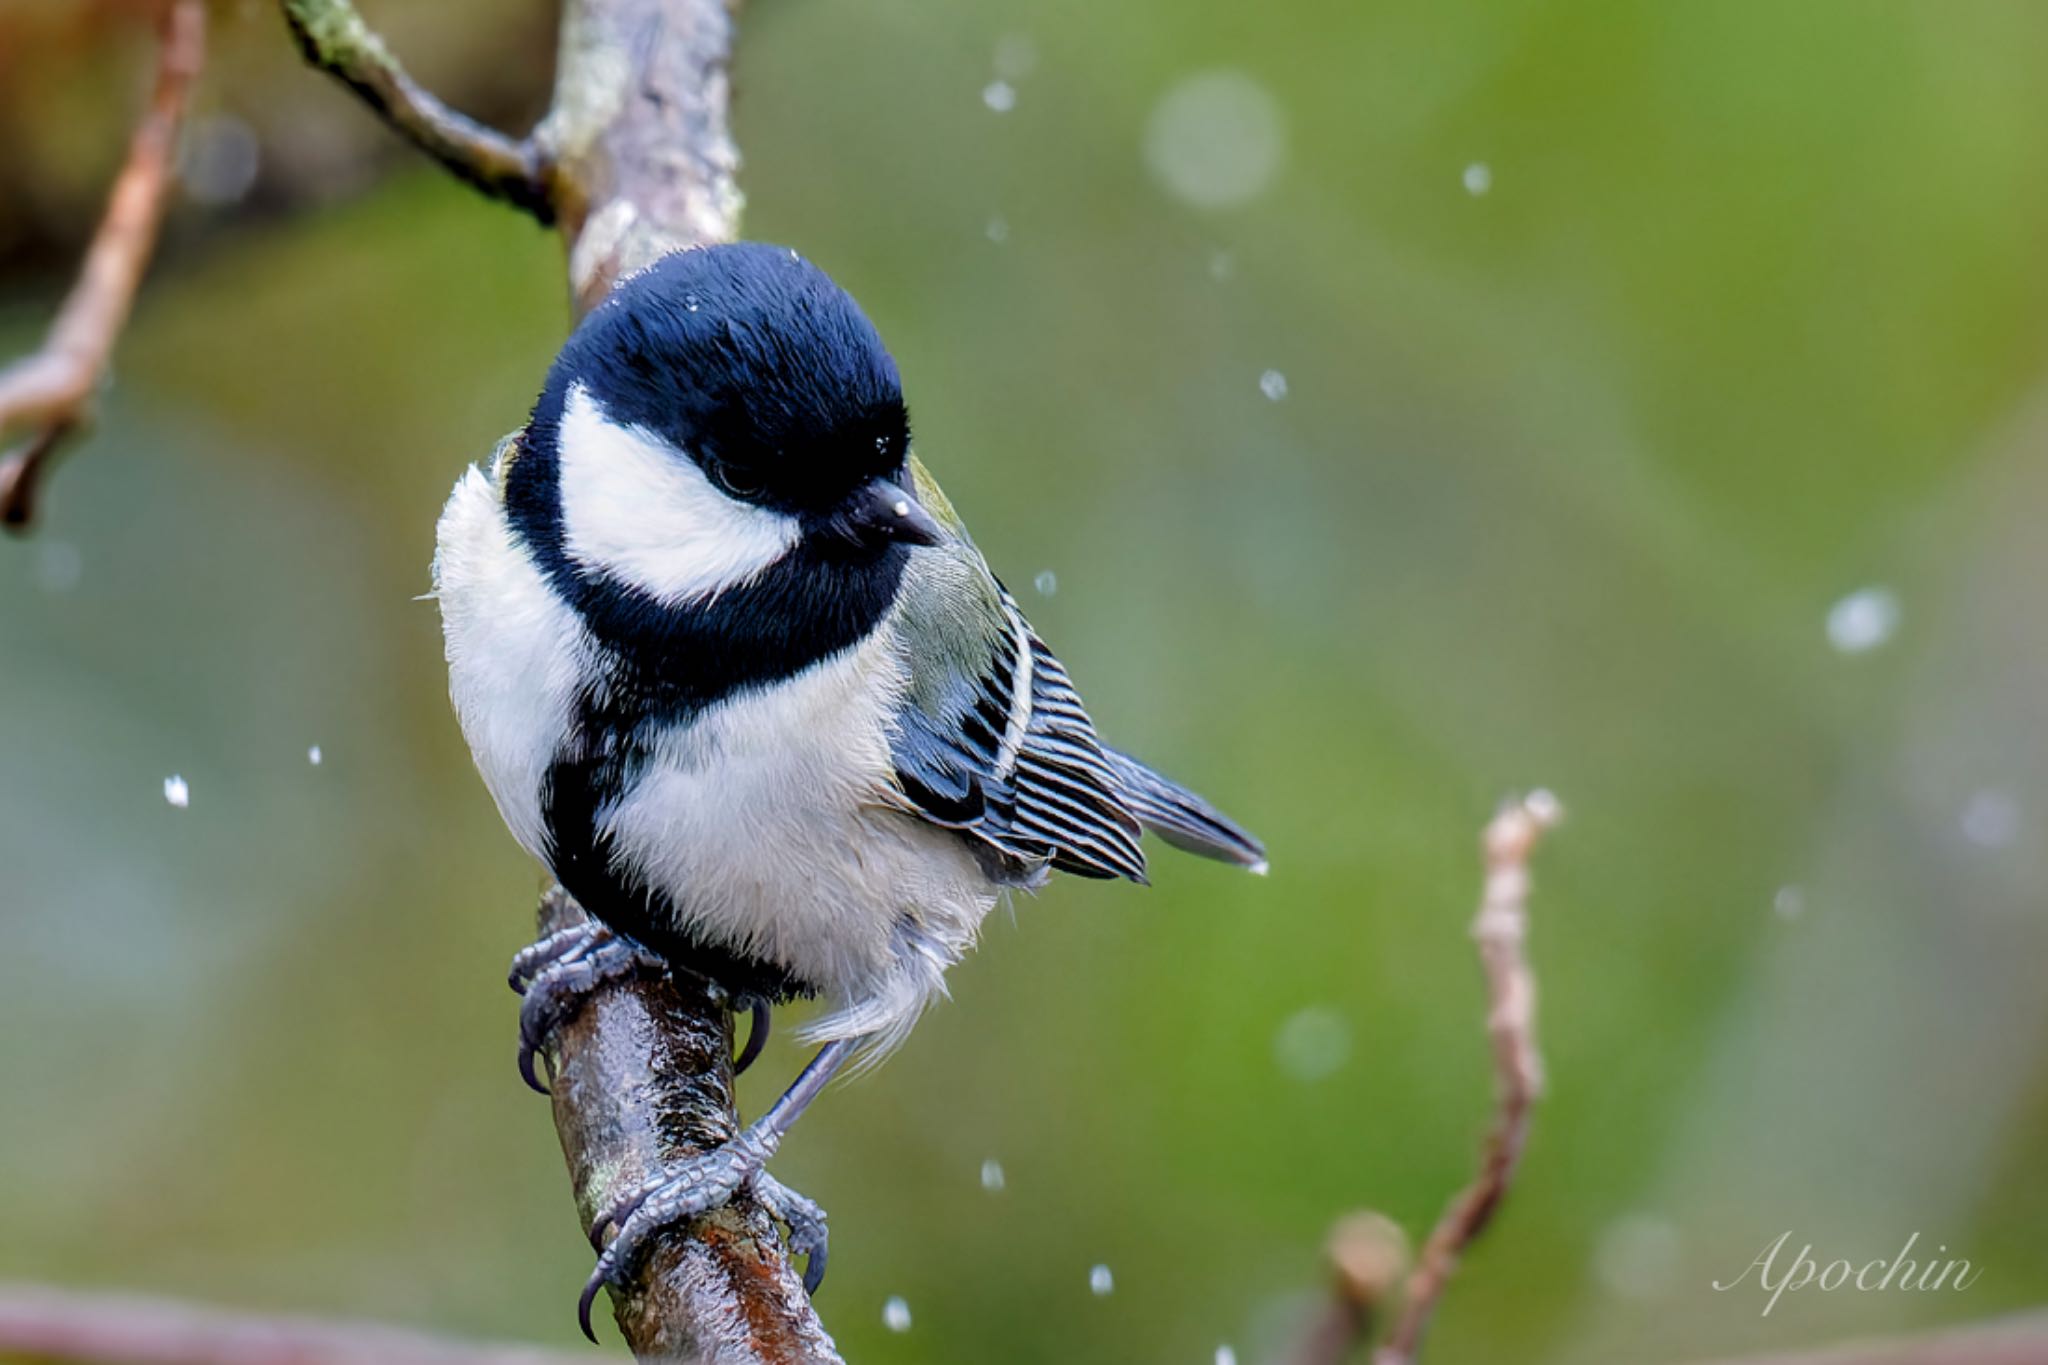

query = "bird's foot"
[508,922,665,1094]
[578,1130,830,1340]
[754,1169,830,1294]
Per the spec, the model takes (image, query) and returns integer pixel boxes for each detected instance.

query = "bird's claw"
[754,1169,829,1295]
[577,1133,781,1342]
[509,924,664,1094]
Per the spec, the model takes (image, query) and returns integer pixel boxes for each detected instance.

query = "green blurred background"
[4,1,2047,1361]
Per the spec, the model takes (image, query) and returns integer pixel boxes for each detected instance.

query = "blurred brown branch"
[277,0,553,222]
[1374,790,1560,1365]
[0,0,203,534]
[0,1282,591,1365]
[278,1,829,1358]
[1291,790,1561,1365]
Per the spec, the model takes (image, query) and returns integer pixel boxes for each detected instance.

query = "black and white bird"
[433,243,1264,1334]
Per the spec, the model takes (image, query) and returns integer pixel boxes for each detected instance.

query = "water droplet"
[307,745,323,766]
[982,80,1017,114]
[1826,587,1900,654]
[986,215,1010,244]
[163,775,190,809]
[1960,789,2022,849]
[993,33,1038,81]
[1214,1349,1239,1365]
[33,539,82,593]
[1144,70,1287,209]
[980,1158,1006,1192]
[1591,1213,1683,1301]
[1274,1005,1350,1081]
[882,1296,912,1332]
[181,113,261,207]
[1462,161,1492,196]
[1259,369,1289,401]
[1773,884,1804,920]
[1034,570,1058,597]
[1089,1264,1114,1296]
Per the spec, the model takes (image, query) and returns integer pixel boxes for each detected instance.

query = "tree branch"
[1373,790,1560,1365]
[277,0,554,222]
[0,1282,591,1365]
[536,890,840,1362]
[1291,791,1560,1365]
[0,0,204,533]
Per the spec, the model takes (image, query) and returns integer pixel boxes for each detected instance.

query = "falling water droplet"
[1959,789,2022,848]
[1826,587,1900,654]
[163,775,190,808]
[1274,1005,1350,1081]
[1259,369,1289,401]
[983,80,1017,113]
[882,1296,912,1332]
[1215,1348,1239,1365]
[1463,161,1492,196]
[980,1158,1006,1192]
[1089,1264,1114,1296]
[1773,885,1804,920]
[307,745,323,766]
[1034,570,1058,597]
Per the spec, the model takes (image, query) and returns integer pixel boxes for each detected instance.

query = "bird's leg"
[508,921,666,1095]
[577,1037,858,1340]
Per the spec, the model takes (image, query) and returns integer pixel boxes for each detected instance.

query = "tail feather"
[1103,747,1268,874]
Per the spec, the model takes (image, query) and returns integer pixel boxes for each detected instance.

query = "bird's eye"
[710,463,763,499]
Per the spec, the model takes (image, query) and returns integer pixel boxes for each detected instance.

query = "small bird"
[433,243,1264,1335]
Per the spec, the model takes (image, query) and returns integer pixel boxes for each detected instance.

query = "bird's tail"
[1103,747,1268,874]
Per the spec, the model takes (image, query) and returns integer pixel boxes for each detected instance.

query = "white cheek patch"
[556,383,802,604]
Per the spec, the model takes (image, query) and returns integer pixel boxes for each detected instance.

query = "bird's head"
[516,243,942,608]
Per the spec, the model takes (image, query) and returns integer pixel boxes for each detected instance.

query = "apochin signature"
[1714,1232,1982,1316]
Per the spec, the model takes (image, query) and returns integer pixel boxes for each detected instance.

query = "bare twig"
[278,0,553,221]
[0,0,204,533]
[1372,790,1560,1365]
[0,1282,591,1365]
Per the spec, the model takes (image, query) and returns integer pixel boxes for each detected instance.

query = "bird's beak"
[845,477,944,547]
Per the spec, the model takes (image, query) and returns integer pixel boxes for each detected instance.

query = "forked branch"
[278,0,554,221]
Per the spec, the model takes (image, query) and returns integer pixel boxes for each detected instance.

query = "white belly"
[434,457,995,1056]
[601,628,998,1054]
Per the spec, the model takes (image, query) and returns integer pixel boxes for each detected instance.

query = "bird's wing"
[883,458,1149,884]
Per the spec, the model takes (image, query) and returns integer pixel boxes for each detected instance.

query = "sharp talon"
[753,1169,830,1294]
[802,1240,827,1295]
[519,1041,551,1097]
[734,998,770,1075]
[577,1265,606,1344]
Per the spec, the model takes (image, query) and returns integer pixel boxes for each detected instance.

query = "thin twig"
[0,1283,593,1365]
[1372,789,1560,1365]
[0,0,204,533]
[278,0,554,222]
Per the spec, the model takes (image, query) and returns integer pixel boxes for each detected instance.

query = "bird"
[432,242,1265,1336]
